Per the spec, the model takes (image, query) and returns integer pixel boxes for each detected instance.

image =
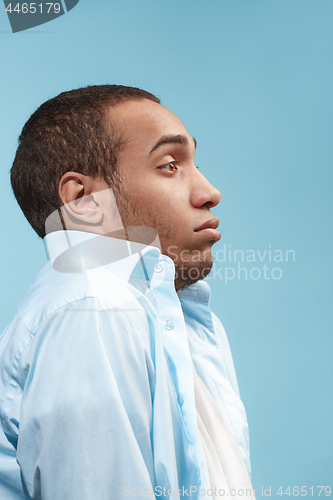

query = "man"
[0,85,254,499]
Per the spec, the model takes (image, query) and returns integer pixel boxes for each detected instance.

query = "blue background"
[1,0,332,496]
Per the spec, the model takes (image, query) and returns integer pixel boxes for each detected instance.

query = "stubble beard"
[164,247,213,291]
[113,184,213,291]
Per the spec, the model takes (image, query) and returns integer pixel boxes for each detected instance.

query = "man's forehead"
[108,99,194,155]
[109,99,187,135]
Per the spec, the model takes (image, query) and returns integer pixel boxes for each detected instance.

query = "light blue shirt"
[0,230,250,499]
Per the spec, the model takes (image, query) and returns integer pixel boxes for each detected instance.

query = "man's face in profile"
[110,99,221,289]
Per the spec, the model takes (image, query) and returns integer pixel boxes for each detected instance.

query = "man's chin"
[174,259,213,291]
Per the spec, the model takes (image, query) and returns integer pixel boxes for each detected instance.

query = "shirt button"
[177,395,184,406]
[164,320,174,330]
[154,263,163,273]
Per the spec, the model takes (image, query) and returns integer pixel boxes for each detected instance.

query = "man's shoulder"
[13,260,146,336]
[0,260,152,393]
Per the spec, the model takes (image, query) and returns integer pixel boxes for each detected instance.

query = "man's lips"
[194,217,221,241]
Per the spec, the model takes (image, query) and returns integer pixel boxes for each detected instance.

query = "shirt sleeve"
[16,297,156,500]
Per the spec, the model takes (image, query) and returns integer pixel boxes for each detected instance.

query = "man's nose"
[191,169,221,209]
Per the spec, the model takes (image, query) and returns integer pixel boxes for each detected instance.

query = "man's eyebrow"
[149,134,197,154]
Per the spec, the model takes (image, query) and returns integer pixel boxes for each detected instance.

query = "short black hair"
[10,85,160,238]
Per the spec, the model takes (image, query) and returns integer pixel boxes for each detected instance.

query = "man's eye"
[158,161,179,172]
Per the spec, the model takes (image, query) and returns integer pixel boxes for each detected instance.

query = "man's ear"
[59,172,107,225]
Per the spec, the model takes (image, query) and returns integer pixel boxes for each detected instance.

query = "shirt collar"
[44,230,211,303]
[43,229,161,281]
[177,281,211,304]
